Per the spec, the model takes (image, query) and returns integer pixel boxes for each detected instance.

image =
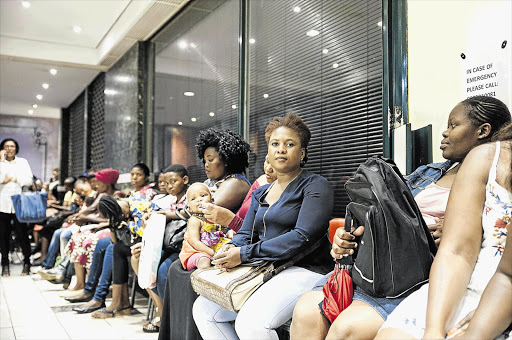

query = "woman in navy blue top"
[193,113,334,340]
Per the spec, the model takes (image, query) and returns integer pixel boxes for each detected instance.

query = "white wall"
[408,0,512,162]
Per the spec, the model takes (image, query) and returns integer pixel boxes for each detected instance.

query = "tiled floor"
[1,263,159,340]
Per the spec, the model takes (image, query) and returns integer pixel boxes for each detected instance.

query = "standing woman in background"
[0,138,34,277]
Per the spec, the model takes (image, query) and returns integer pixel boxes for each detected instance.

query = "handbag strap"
[270,233,328,277]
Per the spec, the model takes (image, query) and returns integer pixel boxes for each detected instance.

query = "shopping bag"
[138,214,166,289]
[11,192,48,223]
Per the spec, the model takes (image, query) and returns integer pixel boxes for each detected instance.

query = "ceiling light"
[293,6,301,13]
[169,96,173,101]
[191,117,197,122]
[190,43,197,48]
[36,94,43,100]
[306,30,320,37]
[104,89,117,95]
[32,104,37,108]
[73,26,82,33]
[28,109,34,114]
[22,1,30,8]
[209,112,215,117]
[332,63,339,68]
[322,49,329,54]
[42,83,49,89]
[377,21,383,27]
[263,93,269,98]
[50,68,57,75]
[184,91,195,97]
[232,104,237,109]
[116,75,131,83]
[249,38,255,44]
[178,41,187,49]
[178,121,183,125]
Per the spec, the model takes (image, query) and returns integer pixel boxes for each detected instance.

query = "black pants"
[112,242,131,284]
[159,260,203,340]
[0,212,31,266]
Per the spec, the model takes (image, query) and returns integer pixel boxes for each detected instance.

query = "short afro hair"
[265,112,311,165]
[196,128,251,174]
[163,164,188,178]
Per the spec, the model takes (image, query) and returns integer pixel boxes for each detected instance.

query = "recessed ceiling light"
[178,41,187,49]
[178,121,183,125]
[21,1,30,8]
[191,117,197,122]
[306,30,320,37]
[293,6,301,13]
[263,93,269,98]
[249,38,255,44]
[28,109,34,114]
[32,104,37,108]
[50,69,57,75]
[184,91,195,97]
[377,21,383,27]
[332,63,339,68]
[42,83,49,89]
[73,26,82,33]
[190,43,197,48]
[232,104,237,109]
[116,75,131,83]
[124,116,132,121]
[104,89,117,95]
[209,112,215,117]
[36,94,43,100]
[322,49,329,54]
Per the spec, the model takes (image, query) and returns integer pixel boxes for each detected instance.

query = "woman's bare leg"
[290,291,329,340]
[325,300,384,340]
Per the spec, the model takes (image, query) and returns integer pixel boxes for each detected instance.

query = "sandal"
[143,317,160,333]
[91,306,131,319]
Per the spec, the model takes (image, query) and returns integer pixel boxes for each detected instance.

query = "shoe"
[91,306,131,319]
[143,317,161,333]
[73,302,105,314]
[21,264,30,276]
[1,265,9,277]
[66,292,93,303]
[39,258,68,282]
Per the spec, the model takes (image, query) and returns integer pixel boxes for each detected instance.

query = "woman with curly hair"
[158,128,252,340]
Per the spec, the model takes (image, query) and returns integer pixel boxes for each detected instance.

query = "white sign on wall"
[461,39,511,108]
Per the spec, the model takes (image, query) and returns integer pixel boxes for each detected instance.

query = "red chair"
[329,218,345,244]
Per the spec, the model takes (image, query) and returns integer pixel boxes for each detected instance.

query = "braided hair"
[461,96,511,140]
[98,195,124,230]
[196,128,251,174]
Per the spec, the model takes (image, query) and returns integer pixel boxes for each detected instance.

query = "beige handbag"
[190,260,277,312]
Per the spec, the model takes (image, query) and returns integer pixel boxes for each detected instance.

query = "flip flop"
[143,317,160,333]
[92,306,131,319]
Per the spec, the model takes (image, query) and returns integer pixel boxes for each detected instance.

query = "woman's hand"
[212,246,241,269]
[330,226,364,259]
[428,218,444,246]
[130,242,143,259]
[422,328,446,340]
[202,203,236,226]
[0,150,6,162]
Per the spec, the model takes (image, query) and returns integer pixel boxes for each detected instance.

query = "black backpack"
[344,156,437,298]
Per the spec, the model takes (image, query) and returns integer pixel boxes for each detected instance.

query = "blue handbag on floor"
[11,191,48,223]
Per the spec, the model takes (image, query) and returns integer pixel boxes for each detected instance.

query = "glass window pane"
[247,0,383,216]
[153,0,239,183]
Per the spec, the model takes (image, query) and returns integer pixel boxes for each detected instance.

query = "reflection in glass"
[152,0,239,182]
